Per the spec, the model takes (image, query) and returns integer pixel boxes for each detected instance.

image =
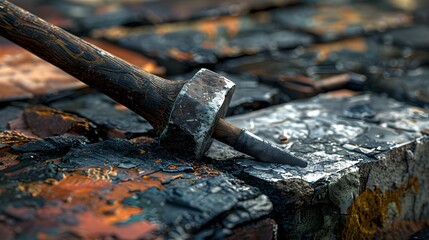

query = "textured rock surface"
[1,0,428,239]
[273,3,412,41]
[0,136,274,239]
[95,12,313,74]
[208,93,429,238]
[51,93,153,139]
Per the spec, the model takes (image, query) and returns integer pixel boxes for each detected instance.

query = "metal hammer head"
[159,69,235,159]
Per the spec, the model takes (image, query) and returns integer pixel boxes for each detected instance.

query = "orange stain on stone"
[0,152,19,171]
[0,131,33,171]
[343,176,419,239]
[310,37,368,62]
[197,16,240,38]
[21,106,92,138]
[19,170,167,224]
[168,48,194,61]
[312,6,361,34]
[70,211,157,239]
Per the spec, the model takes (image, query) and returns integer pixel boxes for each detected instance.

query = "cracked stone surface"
[208,93,429,239]
[0,135,275,239]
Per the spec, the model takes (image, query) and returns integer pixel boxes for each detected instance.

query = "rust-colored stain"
[3,205,157,240]
[168,47,194,61]
[0,131,31,170]
[325,89,358,98]
[193,164,222,178]
[69,211,158,239]
[18,168,166,224]
[0,46,85,100]
[278,134,289,143]
[342,176,419,239]
[220,45,241,57]
[0,152,19,171]
[197,16,241,38]
[310,37,368,62]
[0,39,164,103]
[153,15,241,38]
[311,5,362,34]
[16,106,93,138]
[301,4,412,37]
[0,130,32,144]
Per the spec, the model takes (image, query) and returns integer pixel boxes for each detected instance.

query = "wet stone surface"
[51,93,153,139]
[43,0,300,34]
[220,50,367,99]
[370,67,429,108]
[273,3,412,41]
[208,93,429,238]
[95,12,313,74]
[382,25,429,50]
[0,136,274,239]
[0,106,22,131]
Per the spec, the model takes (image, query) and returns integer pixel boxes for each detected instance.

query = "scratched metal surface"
[173,71,291,116]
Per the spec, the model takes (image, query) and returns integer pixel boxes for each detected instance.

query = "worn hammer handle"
[0,0,184,133]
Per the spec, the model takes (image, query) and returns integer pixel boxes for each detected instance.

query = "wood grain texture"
[213,118,242,146]
[0,0,185,133]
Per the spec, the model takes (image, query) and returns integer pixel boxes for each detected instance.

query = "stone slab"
[208,93,429,239]
[0,133,275,239]
[273,3,412,41]
[95,12,313,74]
[51,93,153,139]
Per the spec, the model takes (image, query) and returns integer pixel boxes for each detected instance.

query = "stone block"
[208,93,429,239]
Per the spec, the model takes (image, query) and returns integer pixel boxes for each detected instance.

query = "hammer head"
[160,69,235,159]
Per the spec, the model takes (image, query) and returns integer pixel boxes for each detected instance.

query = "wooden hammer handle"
[0,0,185,133]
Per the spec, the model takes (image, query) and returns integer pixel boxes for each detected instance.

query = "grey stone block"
[208,93,429,239]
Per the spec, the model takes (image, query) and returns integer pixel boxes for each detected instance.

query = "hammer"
[0,0,307,167]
